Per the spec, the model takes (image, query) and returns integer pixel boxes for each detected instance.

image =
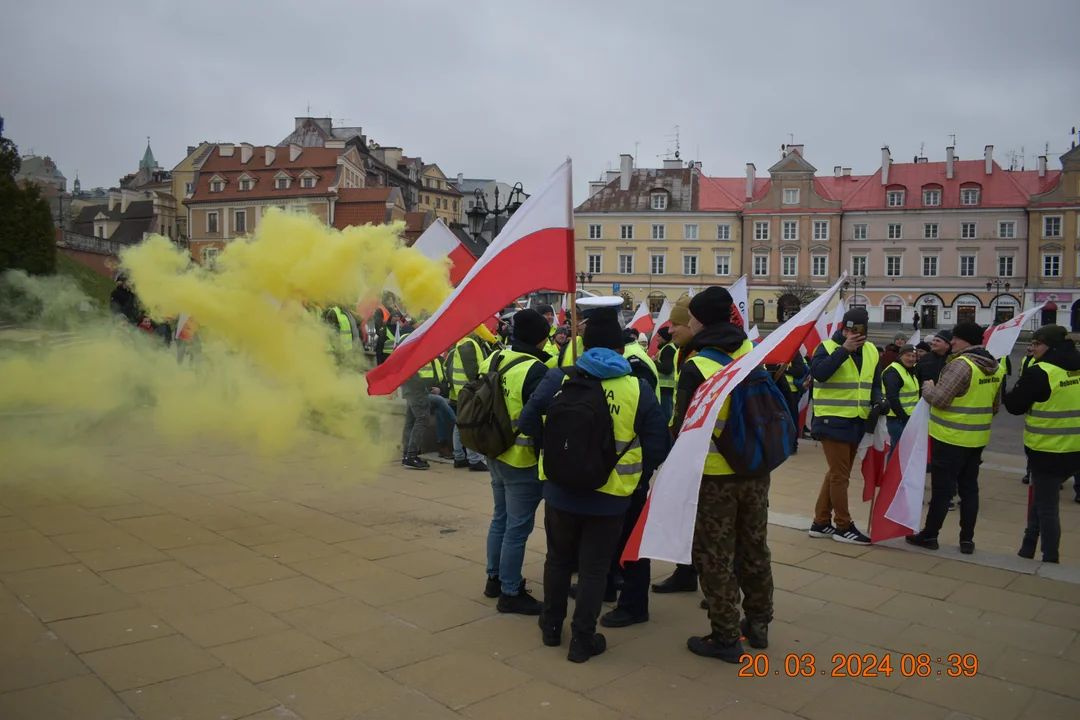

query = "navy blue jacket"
[810,329,883,445]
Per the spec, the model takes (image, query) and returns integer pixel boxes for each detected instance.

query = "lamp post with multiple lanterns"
[466,182,528,243]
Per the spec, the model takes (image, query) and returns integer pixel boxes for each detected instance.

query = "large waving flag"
[984,304,1044,360]
[622,274,847,564]
[628,300,654,336]
[366,160,575,395]
[908,328,921,347]
[859,415,891,503]
[728,275,748,330]
[647,299,673,357]
[870,400,931,543]
[802,301,845,357]
[387,219,477,293]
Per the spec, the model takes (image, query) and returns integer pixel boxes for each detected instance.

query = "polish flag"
[797,391,811,435]
[984,304,1045,360]
[366,160,575,395]
[747,325,761,342]
[859,415,891,503]
[629,300,654,336]
[647,299,673,356]
[870,400,931,543]
[174,314,198,342]
[909,328,921,347]
[622,273,848,564]
[728,275,748,330]
[802,302,845,357]
[386,219,477,295]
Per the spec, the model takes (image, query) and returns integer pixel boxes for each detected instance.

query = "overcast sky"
[3,0,1078,202]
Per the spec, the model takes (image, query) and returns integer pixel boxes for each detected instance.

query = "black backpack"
[456,351,533,457]
[542,369,635,491]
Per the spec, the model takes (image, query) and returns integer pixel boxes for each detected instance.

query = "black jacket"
[109,286,140,323]
[917,350,949,385]
[1004,340,1080,474]
[673,323,748,438]
[882,362,917,421]
[809,329,883,444]
[655,342,676,377]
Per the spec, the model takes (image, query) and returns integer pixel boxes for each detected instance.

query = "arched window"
[647,291,666,313]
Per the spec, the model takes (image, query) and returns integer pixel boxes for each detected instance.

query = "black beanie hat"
[536,304,554,317]
[951,321,985,347]
[688,286,734,327]
[842,307,869,326]
[933,329,952,343]
[916,341,931,352]
[512,309,549,346]
[1033,324,1068,346]
[583,308,624,350]
[657,326,672,342]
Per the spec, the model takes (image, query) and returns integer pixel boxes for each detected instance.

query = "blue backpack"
[697,348,795,477]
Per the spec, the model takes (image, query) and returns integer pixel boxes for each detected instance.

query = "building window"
[276,178,289,190]
[783,188,799,204]
[923,189,941,206]
[961,222,977,239]
[201,247,220,268]
[812,255,828,277]
[813,220,829,241]
[684,224,699,240]
[922,255,938,277]
[651,194,667,210]
[715,254,730,276]
[998,221,1015,238]
[961,188,980,205]
[924,223,938,239]
[239,179,251,191]
[588,224,601,239]
[424,178,430,187]
[234,210,246,234]
[783,220,798,241]
[1043,253,1061,278]
[851,255,867,276]
[650,254,665,275]
[619,253,634,274]
[425,195,431,204]
[184,182,193,195]
[587,253,602,274]
[887,224,902,240]
[959,254,976,277]
[754,221,769,241]
[997,254,1014,277]
[97,225,104,238]
[651,224,665,240]
[302,177,316,189]
[453,200,458,211]
[853,224,867,240]
[683,254,698,275]
[716,224,731,240]
[207,211,219,234]
[781,255,797,277]
[620,224,634,240]
[211,180,224,192]
[753,299,765,322]
[1044,216,1063,238]
[753,254,769,276]
[887,190,905,207]
[884,305,902,323]
[886,254,902,277]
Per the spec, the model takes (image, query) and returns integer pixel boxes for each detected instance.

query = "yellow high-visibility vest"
[478,350,543,468]
[929,356,1004,447]
[623,341,661,401]
[1024,363,1080,453]
[812,341,879,419]
[883,362,919,417]
[683,339,755,475]
[656,343,676,390]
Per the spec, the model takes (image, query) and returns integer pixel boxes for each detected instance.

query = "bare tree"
[775,282,819,306]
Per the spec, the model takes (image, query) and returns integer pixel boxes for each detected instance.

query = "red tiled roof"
[1009,169,1061,197]
[189,146,342,203]
[334,202,387,230]
[842,160,1031,210]
[697,175,744,211]
[815,175,871,202]
[337,187,392,202]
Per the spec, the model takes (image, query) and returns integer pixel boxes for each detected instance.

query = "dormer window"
[961,188,980,205]
[209,175,225,193]
[274,171,292,190]
[886,190,905,207]
[239,179,250,191]
[783,188,799,205]
[651,193,667,210]
[301,177,314,189]
[923,189,941,206]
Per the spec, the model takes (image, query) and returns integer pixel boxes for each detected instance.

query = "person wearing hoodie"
[479,309,552,615]
[519,306,669,663]
[807,307,882,546]
[907,322,1004,555]
[1004,325,1080,563]
[672,287,774,663]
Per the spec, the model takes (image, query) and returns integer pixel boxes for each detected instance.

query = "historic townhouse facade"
[1023,145,1080,329]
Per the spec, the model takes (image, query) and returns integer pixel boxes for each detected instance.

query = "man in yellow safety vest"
[881,343,919,454]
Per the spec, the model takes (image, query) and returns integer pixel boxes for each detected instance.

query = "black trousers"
[923,439,983,542]
[1025,470,1062,562]
[612,488,650,616]
[541,504,625,638]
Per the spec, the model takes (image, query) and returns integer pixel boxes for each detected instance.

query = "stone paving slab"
[0,418,1078,719]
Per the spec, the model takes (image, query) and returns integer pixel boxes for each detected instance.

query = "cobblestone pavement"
[1,416,1078,720]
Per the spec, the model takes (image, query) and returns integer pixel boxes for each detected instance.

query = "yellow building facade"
[419,164,462,226]
[1025,146,1080,328]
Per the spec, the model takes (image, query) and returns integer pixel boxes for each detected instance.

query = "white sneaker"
[808,523,836,539]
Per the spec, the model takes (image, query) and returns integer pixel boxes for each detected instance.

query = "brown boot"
[437,443,454,459]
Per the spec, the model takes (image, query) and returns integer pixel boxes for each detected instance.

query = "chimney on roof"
[745,163,756,199]
[880,146,891,185]
[289,144,302,162]
[619,154,633,191]
[240,143,253,164]
[219,143,235,158]
[325,140,345,149]
[788,144,804,157]
[946,146,955,180]
[457,173,463,184]
[843,168,851,177]
[605,170,619,184]
[834,166,842,179]
[187,145,195,156]
[1038,155,1047,178]
[984,145,994,175]
[917,157,928,163]
[265,147,276,166]
[662,158,682,170]
[588,180,607,198]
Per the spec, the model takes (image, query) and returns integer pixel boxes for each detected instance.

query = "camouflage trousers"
[692,474,774,644]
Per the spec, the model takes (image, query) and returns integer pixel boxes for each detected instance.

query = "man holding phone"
[807,308,881,545]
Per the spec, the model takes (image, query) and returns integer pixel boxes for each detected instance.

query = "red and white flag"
[647,299,673,357]
[747,324,761,342]
[366,160,575,395]
[622,274,847,564]
[628,300,654,336]
[728,275,748,330]
[859,415,891,503]
[386,219,477,294]
[802,301,845,357]
[984,304,1044,360]
[909,328,921,347]
[870,400,931,543]
[797,391,811,435]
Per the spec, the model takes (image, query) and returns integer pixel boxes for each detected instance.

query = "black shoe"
[469,461,489,472]
[833,524,871,546]
[808,522,836,539]
[651,569,698,594]
[946,500,956,512]
[568,583,618,603]
[1074,495,1080,504]
[905,532,939,550]
[1043,555,1060,564]
[700,598,708,610]
[453,458,470,469]
[600,607,648,628]
[497,588,542,615]
[567,633,606,663]
[687,633,744,663]
[437,443,455,460]
[484,575,500,598]
[402,455,430,470]
[538,617,562,647]
[1017,542,1037,560]
[740,618,769,650]
[959,541,975,555]
[1022,473,1030,485]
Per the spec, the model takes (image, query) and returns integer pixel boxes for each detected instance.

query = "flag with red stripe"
[629,300,654,336]
[870,399,930,543]
[647,299,672,357]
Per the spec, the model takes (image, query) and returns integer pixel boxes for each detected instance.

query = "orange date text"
[737,653,979,678]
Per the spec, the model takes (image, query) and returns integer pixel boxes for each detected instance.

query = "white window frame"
[923,189,941,206]
[961,222,977,240]
[275,177,290,190]
[200,246,220,267]
[1043,253,1061,278]
[618,253,634,275]
[851,254,868,276]
[715,254,731,276]
[813,220,829,241]
[588,224,601,240]
[922,254,939,278]
[651,194,667,210]
[754,221,770,241]
[238,178,251,191]
[651,224,665,240]
[887,190,905,207]
[853,224,867,240]
[781,254,797,277]
[887,223,902,240]
[684,224,699,240]
[886,254,903,277]
[620,224,634,240]
[783,188,799,205]
[300,177,315,189]
[1044,215,1063,238]
[650,253,665,275]
[997,254,1014,278]
[959,254,977,278]
[682,253,699,276]
[998,221,1016,239]
[206,211,219,234]
[716,223,731,241]
[753,254,769,277]
[924,223,938,239]
[961,188,980,206]
[210,180,224,193]
[782,220,798,241]
[587,253,602,274]
[184,181,193,195]
[234,209,246,234]
[811,254,828,277]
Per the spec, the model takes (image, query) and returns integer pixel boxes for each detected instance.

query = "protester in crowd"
[654,326,677,421]
[882,344,919,457]
[417,353,455,460]
[394,318,434,470]
[537,304,561,367]
[1004,325,1080,563]
[912,311,920,331]
[767,353,807,454]
[878,332,906,371]
[623,328,659,398]
[519,303,669,662]
[109,274,141,324]
[553,326,569,350]
[480,309,552,615]
[907,322,1004,555]
[915,341,931,361]
[918,330,952,385]
[375,310,403,365]
[445,332,488,471]
[807,307,881,545]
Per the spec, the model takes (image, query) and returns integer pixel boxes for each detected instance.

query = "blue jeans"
[486,458,543,595]
[659,390,674,426]
[428,393,455,444]
[453,424,484,465]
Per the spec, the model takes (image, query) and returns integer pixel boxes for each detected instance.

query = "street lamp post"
[575,271,593,291]
[466,182,528,244]
[842,276,867,307]
[987,278,1011,324]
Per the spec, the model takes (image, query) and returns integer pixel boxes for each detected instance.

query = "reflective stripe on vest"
[684,339,755,476]
[929,355,1004,447]
[384,327,397,353]
[656,344,676,390]
[623,341,661,400]
[558,336,584,368]
[417,357,444,384]
[543,340,560,369]
[479,350,543,468]
[883,362,919,417]
[447,337,481,401]
[1024,363,1080,452]
[330,307,353,349]
[812,340,878,419]
[539,373,643,496]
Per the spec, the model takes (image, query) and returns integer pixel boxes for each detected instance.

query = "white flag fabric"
[984,305,1044,360]
[748,325,761,341]
[882,399,932,533]
[909,328,921,347]
[728,275,749,330]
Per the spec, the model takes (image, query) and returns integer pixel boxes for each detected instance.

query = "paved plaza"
[1,412,1079,720]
